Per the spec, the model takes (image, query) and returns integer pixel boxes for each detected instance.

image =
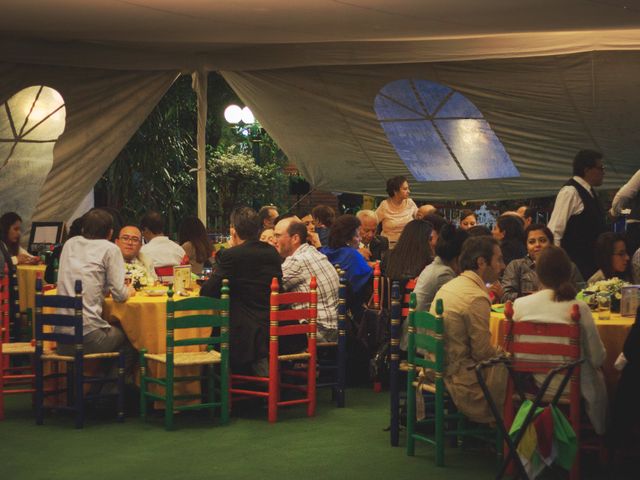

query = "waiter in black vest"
[548,149,607,280]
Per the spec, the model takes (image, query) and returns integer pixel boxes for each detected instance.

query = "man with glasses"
[548,149,608,279]
[115,225,157,283]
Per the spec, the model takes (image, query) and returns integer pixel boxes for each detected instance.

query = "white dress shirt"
[140,235,186,268]
[548,176,595,246]
[57,236,130,336]
[513,289,607,434]
[610,169,640,224]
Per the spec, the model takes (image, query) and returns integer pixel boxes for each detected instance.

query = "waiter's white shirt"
[140,235,186,268]
[548,176,595,246]
[610,169,640,224]
[57,236,130,336]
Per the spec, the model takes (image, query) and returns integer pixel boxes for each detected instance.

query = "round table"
[490,308,634,394]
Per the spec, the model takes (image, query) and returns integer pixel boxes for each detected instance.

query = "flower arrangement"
[124,261,152,290]
[581,277,631,312]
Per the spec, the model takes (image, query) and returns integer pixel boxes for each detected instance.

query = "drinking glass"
[597,293,611,320]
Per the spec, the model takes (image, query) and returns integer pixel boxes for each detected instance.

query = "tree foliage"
[95,73,289,234]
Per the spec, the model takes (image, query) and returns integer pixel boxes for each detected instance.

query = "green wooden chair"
[140,280,230,430]
[406,294,501,466]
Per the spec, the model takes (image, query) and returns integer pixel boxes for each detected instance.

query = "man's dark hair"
[328,215,360,249]
[82,209,114,240]
[311,205,336,227]
[459,236,498,272]
[258,205,277,226]
[524,223,553,243]
[140,211,164,234]
[522,207,536,221]
[230,207,260,241]
[435,224,469,262]
[287,220,308,244]
[424,213,448,234]
[466,225,492,237]
[385,176,408,197]
[573,149,603,177]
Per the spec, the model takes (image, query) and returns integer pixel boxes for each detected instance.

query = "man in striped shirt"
[274,217,340,342]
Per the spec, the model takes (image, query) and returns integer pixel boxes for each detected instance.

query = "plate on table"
[144,288,166,297]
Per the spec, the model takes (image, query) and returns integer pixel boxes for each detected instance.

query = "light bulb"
[224,105,242,124]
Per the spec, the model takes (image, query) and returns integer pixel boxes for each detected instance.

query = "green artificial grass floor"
[1,388,501,480]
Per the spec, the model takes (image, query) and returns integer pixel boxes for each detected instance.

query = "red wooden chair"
[230,277,317,423]
[502,300,582,480]
[0,264,35,420]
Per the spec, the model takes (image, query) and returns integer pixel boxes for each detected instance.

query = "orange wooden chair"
[230,276,317,423]
[0,264,35,420]
[502,300,583,480]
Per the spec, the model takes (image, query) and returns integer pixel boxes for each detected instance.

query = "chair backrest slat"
[511,322,578,338]
[171,314,228,329]
[39,295,78,310]
[165,280,230,351]
[174,336,227,347]
[271,308,315,322]
[269,276,317,347]
[511,342,579,358]
[35,278,83,346]
[272,291,312,306]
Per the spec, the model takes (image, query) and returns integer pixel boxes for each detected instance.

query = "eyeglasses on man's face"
[119,235,141,244]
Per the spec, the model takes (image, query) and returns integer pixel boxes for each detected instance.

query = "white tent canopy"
[2,1,640,225]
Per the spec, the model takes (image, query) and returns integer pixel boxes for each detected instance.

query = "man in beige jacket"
[431,236,507,424]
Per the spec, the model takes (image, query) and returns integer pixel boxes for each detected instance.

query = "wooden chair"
[140,281,230,430]
[389,277,418,445]
[406,294,500,466]
[502,300,583,480]
[0,264,35,420]
[34,277,125,428]
[315,267,347,407]
[154,266,174,283]
[230,277,317,423]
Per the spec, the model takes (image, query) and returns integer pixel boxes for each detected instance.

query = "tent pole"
[192,69,208,227]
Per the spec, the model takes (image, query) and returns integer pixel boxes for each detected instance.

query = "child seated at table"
[513,245,608,435]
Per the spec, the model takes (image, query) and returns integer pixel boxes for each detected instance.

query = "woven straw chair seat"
[42,352,120,362]
[316,342,338,348]
[144,350,221,366]
[278,352,311,361]
[1,342,35,355]
[399,361,409,372]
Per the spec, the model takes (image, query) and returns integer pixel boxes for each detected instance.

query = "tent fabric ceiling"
[222,51,640,201]
[2,1,640,212]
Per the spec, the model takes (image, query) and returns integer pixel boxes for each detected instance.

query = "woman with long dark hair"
[501,223,583,302]
[513,245,607,434]
[0,212,37,266]
[492,214,526,266]
[588,232,632,284]
[382,219,433,282]
[178,216,213,274]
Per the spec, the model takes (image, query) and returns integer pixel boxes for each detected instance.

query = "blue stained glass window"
[374,79,519,181]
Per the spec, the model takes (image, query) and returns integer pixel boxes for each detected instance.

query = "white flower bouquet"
[581,277,631,312]
[125,261,151,290]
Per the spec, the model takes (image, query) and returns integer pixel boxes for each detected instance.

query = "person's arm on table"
[106,247,133,302]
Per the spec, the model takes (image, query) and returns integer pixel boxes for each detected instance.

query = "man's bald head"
[116,225,143,261]
[274,217,308,258]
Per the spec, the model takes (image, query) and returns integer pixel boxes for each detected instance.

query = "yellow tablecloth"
[16,264,47,312]
[490,308,634,393]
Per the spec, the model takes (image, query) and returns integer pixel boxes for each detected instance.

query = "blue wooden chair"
[139,281,230,430]
[34,278,125,428]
